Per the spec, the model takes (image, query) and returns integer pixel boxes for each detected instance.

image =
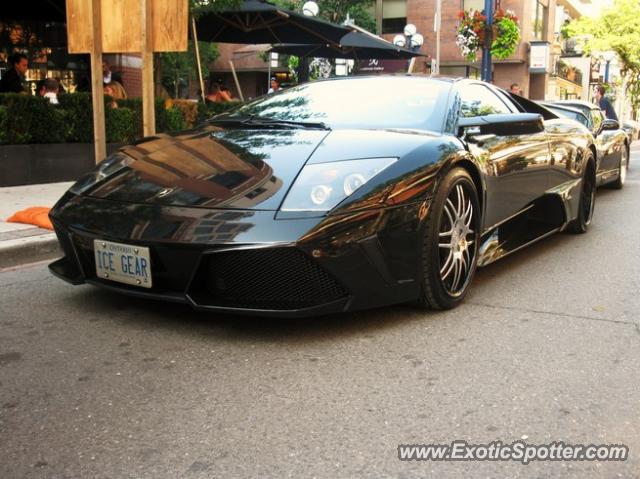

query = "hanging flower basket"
[456,10,486,61]
[456,9,520,61]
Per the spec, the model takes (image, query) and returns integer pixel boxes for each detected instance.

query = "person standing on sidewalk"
[0,53,29,94]
[595,85,618,121]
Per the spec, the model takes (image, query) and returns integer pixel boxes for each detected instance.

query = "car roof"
[539,102,589,121]
[554,100,597,109]
[540,102,587,115]
[314,74,457,84]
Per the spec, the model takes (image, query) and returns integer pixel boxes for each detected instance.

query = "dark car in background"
[540,102,590,128]
[49,76,598,317]
[544,100,629,189]
[622,119,640,143]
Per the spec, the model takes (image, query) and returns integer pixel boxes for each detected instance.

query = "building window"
[382,0,407,34]
[460,0,485,12]
[532,0,546,40]
[439,65,480,79]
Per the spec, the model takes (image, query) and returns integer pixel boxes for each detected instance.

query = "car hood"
[85,125,438,210]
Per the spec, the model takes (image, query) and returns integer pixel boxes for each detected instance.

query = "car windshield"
[223,77,451,131]
[547,106,588,127]
[560,103,591,119]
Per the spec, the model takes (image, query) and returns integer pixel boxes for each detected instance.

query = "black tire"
[567,154,596,234]
[416,167,481,310]
[610,145,629,190]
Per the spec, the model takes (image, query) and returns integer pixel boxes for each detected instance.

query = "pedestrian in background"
[43,78,59,105]
[205,83,231,103]
[220,85,234,100]
[510,83,522,95]
[104,83,119,109]
[594,85,618,121]
[268,77,280,94]
[106,80,127,100]
[55,77,66,95]
[0,53,28,94]
[35,79,46,97]
[102,60,123,86]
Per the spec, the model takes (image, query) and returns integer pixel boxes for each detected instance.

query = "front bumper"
[49,194,427,317]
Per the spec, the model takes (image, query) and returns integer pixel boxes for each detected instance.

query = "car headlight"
[280,157,397,212]
[69,153,133,195]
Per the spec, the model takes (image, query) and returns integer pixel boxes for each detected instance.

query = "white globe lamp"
[403,23,417,37]
[302,1,319,17]
[393,34,406,48]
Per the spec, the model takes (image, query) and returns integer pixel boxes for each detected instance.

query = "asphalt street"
[1,146,640,479]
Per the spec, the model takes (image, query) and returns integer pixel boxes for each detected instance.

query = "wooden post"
[191,17,206,103]
[90,0,106,164]
[141,0,155,136]
[229,60,244,102]
[407,57,417,74]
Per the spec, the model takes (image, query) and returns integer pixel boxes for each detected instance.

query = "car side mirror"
[458,113,544,140]
[598,118,619,134]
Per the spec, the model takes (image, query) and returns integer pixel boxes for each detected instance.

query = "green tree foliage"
[566,0,640,116]
[160,41,219,98]
[190,0,242,15]
[273,0,376,33]
[158,1,244,98]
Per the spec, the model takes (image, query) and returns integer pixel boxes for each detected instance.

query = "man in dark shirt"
[0,53,28,94]
[595,85,618,121]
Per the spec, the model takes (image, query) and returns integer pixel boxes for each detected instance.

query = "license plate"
[94,239,152,288]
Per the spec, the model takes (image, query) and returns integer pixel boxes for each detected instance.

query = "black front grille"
[195,248,349,310]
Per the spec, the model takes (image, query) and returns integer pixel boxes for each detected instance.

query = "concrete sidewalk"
[0,182,72,269]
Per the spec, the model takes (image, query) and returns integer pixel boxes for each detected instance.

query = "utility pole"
[481,0,494,82]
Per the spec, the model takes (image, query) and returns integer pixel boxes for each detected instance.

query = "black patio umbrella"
[1,0,66,22]
[195,0,353,46]
[270,31,425,60]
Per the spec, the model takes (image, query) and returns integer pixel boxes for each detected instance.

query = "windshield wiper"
[209,115,330,130]
[247,118,330,130]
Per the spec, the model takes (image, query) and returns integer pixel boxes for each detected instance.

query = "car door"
[543,107,590,190]
[456,83,551,230]
[591,107,620,173]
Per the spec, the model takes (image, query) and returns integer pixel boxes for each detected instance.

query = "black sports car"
[621,119,639,143]
[49,76,598,317]
[545,100,629,189]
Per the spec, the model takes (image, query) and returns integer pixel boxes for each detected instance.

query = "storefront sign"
[356,59,408,74]
[529,41,550,73]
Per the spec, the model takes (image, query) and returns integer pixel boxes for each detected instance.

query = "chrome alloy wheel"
[582,171,596,225]
[620,147,628,185]
[438,183,476,296]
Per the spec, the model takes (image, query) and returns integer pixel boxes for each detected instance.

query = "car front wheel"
[611,145,629,190]
[567,155,596,234]
[417,167,480,310]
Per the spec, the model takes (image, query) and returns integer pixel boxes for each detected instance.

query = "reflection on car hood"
[86,126,442,211]
[86,126,330,210]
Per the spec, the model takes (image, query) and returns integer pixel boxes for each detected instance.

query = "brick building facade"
[375,0,584,100]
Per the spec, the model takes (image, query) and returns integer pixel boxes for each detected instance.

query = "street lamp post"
[297,1,320,83]
[481,0,494,82]
[602,51,616,84]
[434,0,441,75]
[393,24,424,72]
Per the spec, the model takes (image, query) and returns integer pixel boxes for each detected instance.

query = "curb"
[0,231,61,269]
